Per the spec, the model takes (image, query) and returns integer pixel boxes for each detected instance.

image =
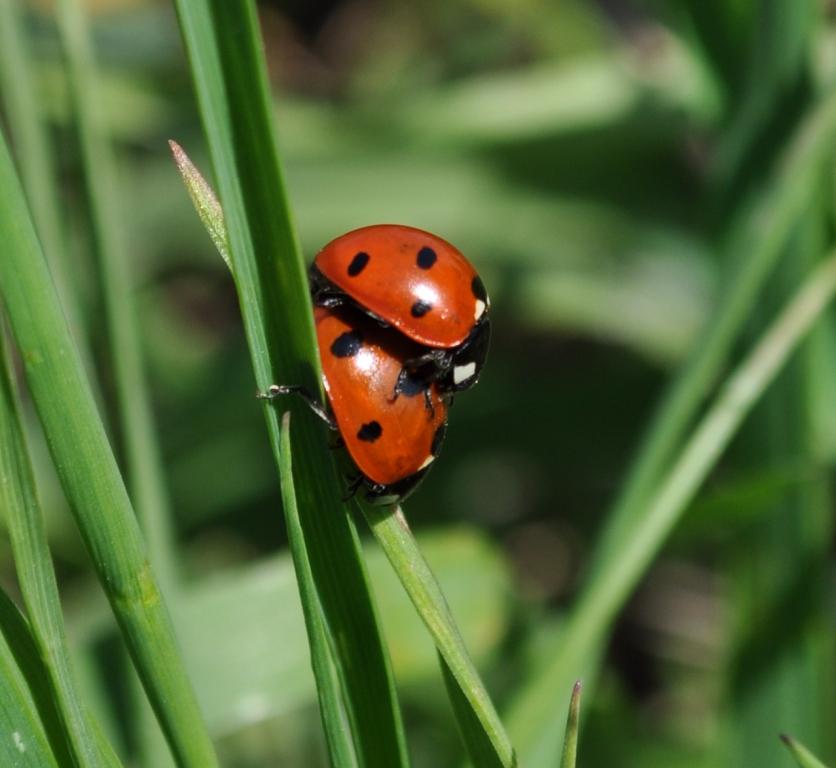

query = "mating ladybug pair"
[261,224,490,504]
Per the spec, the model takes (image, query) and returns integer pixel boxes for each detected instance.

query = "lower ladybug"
[309,224,491,394]
[260,305,448,504]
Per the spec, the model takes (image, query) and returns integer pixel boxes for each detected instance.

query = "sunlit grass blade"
[0,589,66,767]
[507,254,836,766]
[0,329,121,767]
[279,413,358,767]
[560,682,581,768]
[587,91,836,581]
[172,2,409,765]
[781,734,831,768]
[364,504,515,767]
[0,127,217,768]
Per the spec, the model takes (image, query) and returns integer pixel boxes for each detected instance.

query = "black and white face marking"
[471,275,488,321]
[452,361,477,386]
[330,330,363,358]
[416,246,437,269]
[448,318,490,392]
[347,251,370,276]
[357,421,382,442]
[411,300,432,318]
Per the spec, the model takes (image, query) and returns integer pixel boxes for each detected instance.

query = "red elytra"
[315,305,447,495]
[311,224,488,349]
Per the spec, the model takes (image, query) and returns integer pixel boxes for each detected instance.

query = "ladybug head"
[446,317,491,392]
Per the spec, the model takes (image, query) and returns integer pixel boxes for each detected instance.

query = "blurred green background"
[2,0,835,766]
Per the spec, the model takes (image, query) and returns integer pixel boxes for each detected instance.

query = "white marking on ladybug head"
[418,454,435,470]
[474,299,486,321]
[453,362,477,385]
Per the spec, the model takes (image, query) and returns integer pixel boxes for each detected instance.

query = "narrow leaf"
[508,254,836,766]
[560,682,581,768]
[364,504,515,767]
[440,654,506,768]
[0,328,121,767]
[0,124,217,768]
[781,734,831,768]
[172,1,409,765]
[0,589,64,767]
[279,413,357,767]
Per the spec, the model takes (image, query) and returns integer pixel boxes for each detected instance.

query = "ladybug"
[309,224,490,394]
[260,305,448,504]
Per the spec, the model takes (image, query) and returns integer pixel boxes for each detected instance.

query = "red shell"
[313,224,486,349]
[315,305,447,487]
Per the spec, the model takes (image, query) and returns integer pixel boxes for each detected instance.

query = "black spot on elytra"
[471,275,487,302]
[330,330,363,358]
[417,246,437,269]
[431,422,447,456]
[411,300,432,318]
[398,368,428,397]
[348,251,370,276]
[357,421,382,442]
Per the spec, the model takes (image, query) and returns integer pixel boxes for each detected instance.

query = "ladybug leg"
[392,367,436,417]
[423,388,435,417]
[257,384,338,431]
[315,293,347,309]
[341,473,364,502]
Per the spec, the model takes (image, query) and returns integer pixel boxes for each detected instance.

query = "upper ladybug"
[310,224,490,393]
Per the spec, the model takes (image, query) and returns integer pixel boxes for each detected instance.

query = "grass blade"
[439,655,505,768]
[55,2,191,763]
[586,91,836,582]
[0,126,217,768]
[364,504,515,767]
[507,254,836,766]
[279,413,358,767]
[560,682,581,768]
[0,328,121,767]
[55,0,177,590]
[781,734,832,768]
[0,0,93,380]
[0,590,63,767]
[172,2,409,765]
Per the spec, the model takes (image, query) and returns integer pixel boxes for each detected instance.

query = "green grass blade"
[0,127,217,768]
[55,0,177,589]
[726,209,833,765]
[781,734,832,768]
[585,90,836,583]
[0,590,63,767]
[507,254,836,766]
[279,413,358,767]
[0,0,91,373]
[560,682,581,768]
[55,3,189,763]
[364,504,515,767]
[439,654,505,768]
[172,2,409,765]
[0,329,121,767]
